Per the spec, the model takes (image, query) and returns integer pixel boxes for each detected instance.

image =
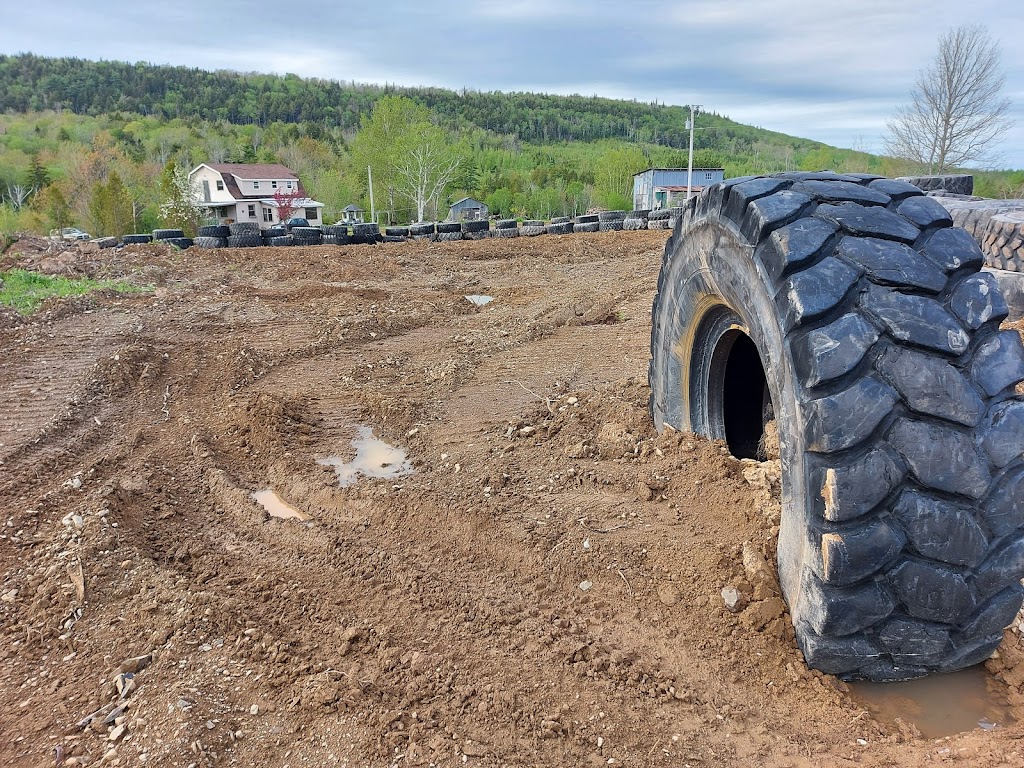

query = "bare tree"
[393,122,461,222]
[885,24,1011,173]
[6,184,32,209]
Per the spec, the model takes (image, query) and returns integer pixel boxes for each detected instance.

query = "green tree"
[159,161,206,235]
[37,184,72,233]
[26,153,48,190]
[593,144,645,210]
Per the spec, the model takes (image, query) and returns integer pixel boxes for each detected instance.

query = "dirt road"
[2,233,1024,767]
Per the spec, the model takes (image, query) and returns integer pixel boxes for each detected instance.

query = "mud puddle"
[318,426,414,487]
[465,294,494,307]
[849,665,1013,738]
[252,489,311,521]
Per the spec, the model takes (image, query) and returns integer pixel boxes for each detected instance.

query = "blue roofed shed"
[633,168,726,210]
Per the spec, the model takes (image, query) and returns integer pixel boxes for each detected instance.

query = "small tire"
[573,222,599,233]
[650,172,1024,681]
[227,234,262,248]
[194,236,227,248]
[122,234,152,244]
[152,228,184,240]
[198,225,230,238]
[462,220,489,233]
[228,222,259,236]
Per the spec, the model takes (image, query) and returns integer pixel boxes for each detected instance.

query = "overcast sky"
[3,0,1022,168]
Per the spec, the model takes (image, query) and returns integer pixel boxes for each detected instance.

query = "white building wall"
[190,165,237,205]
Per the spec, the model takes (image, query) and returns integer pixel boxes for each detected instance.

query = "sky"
[2,0,1022,169]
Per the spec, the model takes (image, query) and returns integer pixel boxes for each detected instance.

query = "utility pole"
[367,166,376,224]
[687,104,701,200]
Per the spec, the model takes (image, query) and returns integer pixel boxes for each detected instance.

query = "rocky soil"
[2,233,1024,767]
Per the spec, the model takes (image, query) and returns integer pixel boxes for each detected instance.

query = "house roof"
[633,167,725,176]
[656,185,707,192]
[258,198,323,207]
[343,204,364,212]
[449,197,486,207]
[206,163,299,180]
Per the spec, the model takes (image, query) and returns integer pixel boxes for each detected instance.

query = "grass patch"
[0,269,148,315]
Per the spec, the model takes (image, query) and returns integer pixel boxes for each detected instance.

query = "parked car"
[284,218,309,232]
[49,227,91,241]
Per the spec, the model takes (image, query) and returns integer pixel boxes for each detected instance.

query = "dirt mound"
[2,231,1023,767]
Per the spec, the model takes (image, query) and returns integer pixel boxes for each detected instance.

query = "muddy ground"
[2,232,1024,767]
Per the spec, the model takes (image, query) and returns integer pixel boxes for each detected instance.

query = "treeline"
[1,54,819,154]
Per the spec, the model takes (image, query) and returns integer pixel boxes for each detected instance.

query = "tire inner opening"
[717,331,770,460]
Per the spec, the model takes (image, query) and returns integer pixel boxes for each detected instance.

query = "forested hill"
[0,53,819,153]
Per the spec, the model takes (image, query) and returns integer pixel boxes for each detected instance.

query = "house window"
[248,204,256,218]
[286,181,293,189]
[705,172,713,180]
[216,180,224,191]
[305,208,318,220]
[263,208,274,223]
[253,181,260,190]
[271,181,278,189]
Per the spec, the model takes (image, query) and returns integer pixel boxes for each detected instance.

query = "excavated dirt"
[2,233,1024,767]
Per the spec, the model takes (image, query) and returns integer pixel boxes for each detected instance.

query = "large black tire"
[198,225,230,238]
[623,218,647,231]
[545,222,573,235]
[575,214,599,224]
[647,218,671,230]
[628,209,651,219]
[461,220,489,233]
[437,221,462,234]
[321,224,349,237]
[599,220,624,232]
[352,222,380,244]
[495,219,518,230]
[438,231,463,241]
[495,227,519,238]
[262,227,287,240]
[598,210,626,221]
[267,235,293,247]
[165,237,193,249]
[648,209,671,221]
[227,234,262,248]
[650,172,1024,681]
[194,236,227,249]
[521,225,546,237]
[409,222,435,236]
[386,226,411,237]
[228,222,260,236]
[550,216,572,225]
[152,228,184,240]
[573,222,599,233]
[122,234,153,244]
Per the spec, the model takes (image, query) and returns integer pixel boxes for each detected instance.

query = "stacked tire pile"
[647,209,671,229]
[195,225,229,248]
[410,222,436,241]
[385,225,410,242]
[263,226,292,247]
[351,222,381,245]
[462,220,490,240]
[153,228,192,249]
[598,210,625,231]
[898,173,975,196]
[321,224,350,246]
[226,222,262,248]
[437,221,463,241]
[521,219,546,237]
[573,214,599,233]
[623,210,650,230]
[495,219,519,238]
[546,216,573,235]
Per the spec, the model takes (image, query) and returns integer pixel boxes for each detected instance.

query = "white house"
[188,163,325,229]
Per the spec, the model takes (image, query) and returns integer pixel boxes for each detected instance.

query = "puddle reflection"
[318,426,414,487]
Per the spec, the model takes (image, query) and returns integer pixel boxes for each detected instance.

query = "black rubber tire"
[545,222,573,235]
[267,236,293,247]
[291,226,322,240]
[463,231,491,240]
[228,222,259,236]
[573,222,600,233]
[574,214,599,224]
[152,228,184,240]
[321,224,348,236]
[623,218,647,231]
[647,218,671,230]
[628,209,651,219]
[599,220,624,232]
[122,234,152,244]
[648,209,671,221]
[438,231,463,241]
[898,174,975,196]
[598,210,626,221]
[198,225,230,238]
[495,219,518,230]
[437,221,461,234]
[495,227,519,238]
[461,220,489,233]
[386,226,411,237]
[550,216,572,225]
[322,234,348,246]
[293,237,322,247]
[194,236,227,249]
[650,172,1024,681]
[165,237,193,249]
[522,219,545,228]
[227,234,262,248]
[262,227,287,240]
[520,225,546,237]
[409,222,435,236]
[382,235,406,243]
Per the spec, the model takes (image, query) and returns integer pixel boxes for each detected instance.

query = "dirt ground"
[2,232,1024,768]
